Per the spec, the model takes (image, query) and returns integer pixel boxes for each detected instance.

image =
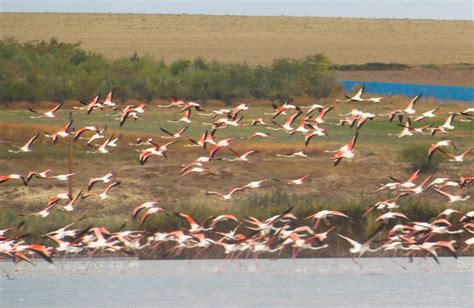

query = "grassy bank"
[0,99,472,258]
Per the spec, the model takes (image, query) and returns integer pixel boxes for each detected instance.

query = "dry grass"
[0,99,472,257]
[1,13,473,65]
[0,99,472,211]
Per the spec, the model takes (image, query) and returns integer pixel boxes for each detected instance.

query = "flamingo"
[24,204,57,218]
[47,192,72,207]
[27,102,63,118]
[363,192,409,216]
[337,85,365,102]
[88,172,115,191]
[400,176,432,194]
[44,120,73,143]
[187,130,210,148]
[276,151,309,158]
[428,140,456,160]
[432,188,470,203]
[403,94,422,114]
[177,213,212,233]
[132,201,161,220]
[206,187,245,200]
[225,149,258,162]
[414,107,440,122]
[304,104,324,115]
[274,172,313,185]
[48,170,83,181]
[60,190,83,212]
[246,118,267,126]
[242,179,271,189]
[431,113,457,135]
[438,148,472,162]
[26,169,51,182]
[375,212,410,224]
[140,207,167,226]
[168,107,192,124]
[158,96,187,108]
[160,126,188,138]
[73,126,101,142]
[243,132,274,139]
[209,138,232,158]
[337,233,381,260]
[179,166,216,177]
[271,102,301,119]
[304,128,327,146]
[305,210,350,229]
[102,91,116,109]
[363,94,392,103]
[436,208,463,218]
[8,133,40,153]
[314,107,333,124]
[269,111,301,132]
[75,95,103,114]
[0,174,27,186]
[82,181,121,200]
[329,131,359,166]
[86,135,115,154]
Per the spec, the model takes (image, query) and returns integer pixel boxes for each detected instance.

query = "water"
[1,257,473,307]
[342,80,474,102]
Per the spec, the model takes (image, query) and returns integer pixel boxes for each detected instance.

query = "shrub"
[333,62,410,71]
[0,37,339,104]
[399,143,445,173]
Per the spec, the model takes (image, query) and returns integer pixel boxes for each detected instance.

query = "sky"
[0,0,472,20]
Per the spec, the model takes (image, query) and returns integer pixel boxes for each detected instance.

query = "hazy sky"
[1,0,472,20]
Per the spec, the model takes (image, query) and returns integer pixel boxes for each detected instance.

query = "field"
[0,97,472,257]
[1,13,473,66]
[0,12,473,259]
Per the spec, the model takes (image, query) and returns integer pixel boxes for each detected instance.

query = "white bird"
[337,233,381,257]
[276,151,309,158]
[414,107,440,122]
[27,102,63,118]
[363,95,392,103]
[48,170,83,181]
[337,86,365,102]
[206,187,245,200]
[82,181,121,200]
[403,95,422,114]
[438,148,472,162]
[88,172,115,190]
[433,188,470,203]
[8,133,40,153]
[242,179,271,189]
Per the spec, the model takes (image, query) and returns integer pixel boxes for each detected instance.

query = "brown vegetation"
[1,13,473,65]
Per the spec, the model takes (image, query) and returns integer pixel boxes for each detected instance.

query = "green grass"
[0,99,472,257]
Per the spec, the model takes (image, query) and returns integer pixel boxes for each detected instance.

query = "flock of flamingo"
[0,86,473,270]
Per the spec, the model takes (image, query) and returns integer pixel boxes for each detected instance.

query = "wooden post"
[68,111,73,196]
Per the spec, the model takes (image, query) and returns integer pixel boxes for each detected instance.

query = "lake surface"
[342,80,474,102]
[1,257,473,307]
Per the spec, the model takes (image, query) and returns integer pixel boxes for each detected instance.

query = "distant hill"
[0,13,472,65]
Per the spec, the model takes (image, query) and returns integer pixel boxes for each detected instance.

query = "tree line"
[0,38,338,104]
